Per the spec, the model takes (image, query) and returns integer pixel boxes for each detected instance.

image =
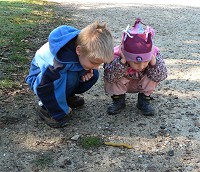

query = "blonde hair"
[76,21,114,63]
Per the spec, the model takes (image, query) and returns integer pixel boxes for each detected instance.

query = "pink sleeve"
[114,46,120,58]
[153,46,159,56]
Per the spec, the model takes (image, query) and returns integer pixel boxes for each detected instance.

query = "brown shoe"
[37,106,70,128]
[67,95,84,108]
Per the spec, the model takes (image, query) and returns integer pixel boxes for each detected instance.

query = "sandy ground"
[49,0,200,7]
[1,0,200,172]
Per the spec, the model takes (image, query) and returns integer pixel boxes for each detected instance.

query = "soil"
[1,1,200,172]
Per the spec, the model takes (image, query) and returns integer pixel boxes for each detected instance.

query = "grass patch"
[79,136,103,149]
[0,78,18,89]
[0,0,73,89]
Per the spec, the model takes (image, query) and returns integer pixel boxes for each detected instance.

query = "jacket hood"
[48,25,80,58]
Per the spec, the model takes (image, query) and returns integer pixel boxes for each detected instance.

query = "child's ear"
[76,45,81,56]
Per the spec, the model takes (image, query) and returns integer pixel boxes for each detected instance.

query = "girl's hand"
[149,48,156,66]
[81,69,94,82]
[119,46,126,64]
[150,55,156,66]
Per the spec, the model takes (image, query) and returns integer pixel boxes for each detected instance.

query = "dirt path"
[1,1,200,172]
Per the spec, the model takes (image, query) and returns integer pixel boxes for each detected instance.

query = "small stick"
[104,142,133,149]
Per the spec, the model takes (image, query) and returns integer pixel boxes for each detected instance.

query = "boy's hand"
[150,55,156,66]
[81,69,94,82]
[119,46,126,64]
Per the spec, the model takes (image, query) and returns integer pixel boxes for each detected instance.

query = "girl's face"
[119,47,150,72]
[128,61,149,72]
[76,46,104,70]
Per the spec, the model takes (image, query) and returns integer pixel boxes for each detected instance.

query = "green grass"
[0,0,73,89]
[0,78,17,89]
[79,136,103,149]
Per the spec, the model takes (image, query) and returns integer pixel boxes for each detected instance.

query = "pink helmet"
[121,18,155,62]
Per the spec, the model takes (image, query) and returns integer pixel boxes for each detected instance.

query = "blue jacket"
[26,26,84,121]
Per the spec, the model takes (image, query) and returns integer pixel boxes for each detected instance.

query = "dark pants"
[66,69,99,97]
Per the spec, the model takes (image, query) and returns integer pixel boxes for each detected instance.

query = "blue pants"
[66,69,99,97]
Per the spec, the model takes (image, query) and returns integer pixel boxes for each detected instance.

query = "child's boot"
[37,100,71,128]
[136,93,155,116]
[67,95,84,108]
[107,94,126,115]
